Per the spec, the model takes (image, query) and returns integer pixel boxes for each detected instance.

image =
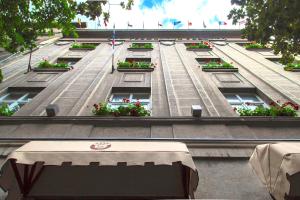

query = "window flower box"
[245,42,272,51]
[33,59,72,72]
[236,101,299,117]
[201,61,238,72]
[284,62,300,72]
[0,103,14,116]
[186,42,212,51]
[117,61,156,72]
[69,43,97,50]
[92,101,150,117]
[127,43,153,51]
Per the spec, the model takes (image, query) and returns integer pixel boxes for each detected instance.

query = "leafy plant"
[0,104,14,116]
[245,42,266,49]
[202,61,234,68]
[236,101,299,117]
[228,0,300,64]
[117,61,154,69]
[284,62,300,71]
[38,60,69,69]
[92,100,150,117]
[0,0,78,72]
[0,69,3,83]
[186,42,211,49]
[130,43,153,49]
[71,43,96,49]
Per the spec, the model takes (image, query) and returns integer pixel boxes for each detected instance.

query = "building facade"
[0,29,300,199]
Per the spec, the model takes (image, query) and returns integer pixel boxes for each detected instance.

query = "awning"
[249,143,300,200]
[0,141,199,199]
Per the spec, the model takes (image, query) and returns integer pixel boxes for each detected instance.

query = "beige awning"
[0,141,199,199]
[249,143,300,200]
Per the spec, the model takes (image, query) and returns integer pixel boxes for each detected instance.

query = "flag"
[203,21,207,28]
[188,21,192,26]
[158,22,163,27]
[173,21,181,26]
[128,22,133,27]
[219,21,227,25]
[112,24,116,50]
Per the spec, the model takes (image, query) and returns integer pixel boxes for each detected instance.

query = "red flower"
[126,99,130,103]
[233,107,237,111]
[294,105,299,110]
[269,102,276,106]
[245,102,251,106]
[93,104,99,110]
[135,101,141,107]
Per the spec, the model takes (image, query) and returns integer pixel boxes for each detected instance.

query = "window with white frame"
[109,93,151,110]
[223,93,267,110]
[0,92,38,112]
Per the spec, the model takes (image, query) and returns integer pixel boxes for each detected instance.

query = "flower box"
[128,43,153,51]
[202,68,238,72]
[284,63,300,72]
[117,68,154,72]
[186,48,212,51]
[185,42,212,51]
[117,61,156,72]
[92,102,150,117]
[244,43,271,51]
[69,43,97,51]
[34,60,72,72]
[201,61,237,72]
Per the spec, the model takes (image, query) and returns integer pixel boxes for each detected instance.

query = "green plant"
[130,43,153,49]
[92,101,150,117]
[202,61,234,68]
[0,104,14,116]
[38,60,69,69]
[284,62,300,71]
[245,43,266,49]
[117,61,153,69]
[0,69,3,83]
[186,42,211,49]
[236,101,298,117]
[71,43,96,49]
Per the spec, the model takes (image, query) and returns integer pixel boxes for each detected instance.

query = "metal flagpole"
[111,24,115,74]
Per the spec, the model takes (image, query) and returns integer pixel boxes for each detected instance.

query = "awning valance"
[250,143,300,200]
[0,141,199,199]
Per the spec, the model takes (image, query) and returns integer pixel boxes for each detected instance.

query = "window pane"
[2,93,24,101]
[239,94,261,103]
[224,94,240,104]
[132,94,150,102]
[111,94,130,103]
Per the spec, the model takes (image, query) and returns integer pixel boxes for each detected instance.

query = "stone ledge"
[186,48,212,51]
[33,67,71,72]
[127,48,153,51]
[69,48,95,51]
[245,48,272,51]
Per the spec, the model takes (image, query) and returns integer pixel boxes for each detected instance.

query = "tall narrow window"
[0,91,39,112]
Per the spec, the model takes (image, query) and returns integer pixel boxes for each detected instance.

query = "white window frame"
[224,93,267,110]
[108,93,151,111]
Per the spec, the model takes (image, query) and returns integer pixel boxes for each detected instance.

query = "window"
[0,91,39,112]
[224,93,267,110]
[109,93,151,110]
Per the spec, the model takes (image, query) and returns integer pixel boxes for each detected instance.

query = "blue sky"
[77,0,241,29]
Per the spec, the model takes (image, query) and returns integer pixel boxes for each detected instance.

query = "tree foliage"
[228,0,300,64]
[0,0,77,53]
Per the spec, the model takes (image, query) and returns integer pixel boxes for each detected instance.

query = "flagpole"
[111,24,115,74]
